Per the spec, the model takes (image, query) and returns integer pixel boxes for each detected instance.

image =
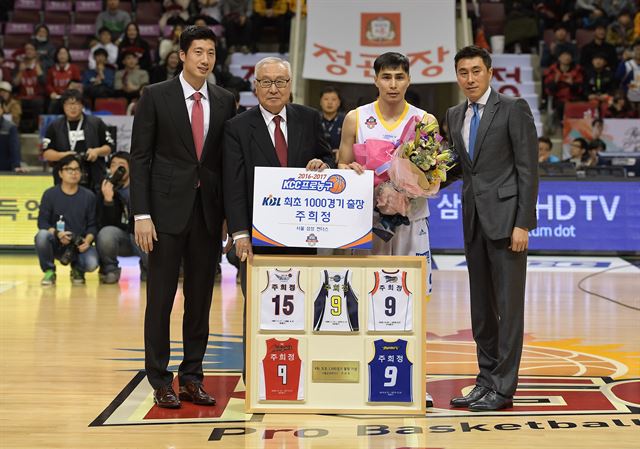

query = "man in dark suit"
[130,26,236,409]
[223,56,334,278]
[445,46,538,411]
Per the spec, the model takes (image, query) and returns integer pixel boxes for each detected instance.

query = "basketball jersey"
[260,268,305,330]
[368,339,413,403]
[313,269,359,332]
[259,338,304,401]
[368,269,413,331]
[356,100,429,220]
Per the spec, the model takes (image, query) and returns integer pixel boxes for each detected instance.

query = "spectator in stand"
[0,49,12,82]
[575,5,608,31]
[564,137,590,169]
[96,151,148,284]
[583,53,616,101]
[35,155,99,286]
[89,28,119,70]
[0,115,24,172]
[83,48,116,103]
[47,47,82,114]
[159,24,184,65]
[605,89,639,117]
[251,0,291,54]
[541,23,579,68]
[591,118,605,142]
[538,136,560,163]
[534,1,573,30]
[199,0,223,23]
[318,86,345,155]
[586,139,606,166]
[115,51,149,101]
[42,89,114,192]
[607,10,636,58]
[117,23,152,72]
[149,50,181,84]
[580,23,619,71]
[159,0,190,28]
[616,38,640,114]
[543,49,584,125]
[0,81,22,127]
[602,0,637,19]
[13,42,45,132]
[222,0,252,53]
[96,0,132,41]
[32,25,57,72]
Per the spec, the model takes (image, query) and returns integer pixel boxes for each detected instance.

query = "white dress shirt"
[463,87,492,154]
[259,104,288,146]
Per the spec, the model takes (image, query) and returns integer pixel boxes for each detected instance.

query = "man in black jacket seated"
[96,151,148,283]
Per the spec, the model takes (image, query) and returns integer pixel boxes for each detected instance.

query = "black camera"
[107,166,126,188]
[59,234,85,266]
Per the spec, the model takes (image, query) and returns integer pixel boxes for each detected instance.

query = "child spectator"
[83,48,116,103]
[583,53,616,101]
[0,81,22,127]
[115,51,149,101]
[89,27,119,70]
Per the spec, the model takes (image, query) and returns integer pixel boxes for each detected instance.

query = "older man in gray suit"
[445,46,538,411]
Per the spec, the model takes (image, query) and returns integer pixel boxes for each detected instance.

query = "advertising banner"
[303,0,456,84]
[252,167,373,249]
[430,180,640,252]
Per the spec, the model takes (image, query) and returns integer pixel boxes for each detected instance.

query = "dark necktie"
[468,103,480,160]
[273,115,288,167]
[191,92,204,160]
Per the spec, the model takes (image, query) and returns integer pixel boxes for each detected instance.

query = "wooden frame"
[246,255,426,415]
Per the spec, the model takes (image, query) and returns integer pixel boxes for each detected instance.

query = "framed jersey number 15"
[272,294,294,316]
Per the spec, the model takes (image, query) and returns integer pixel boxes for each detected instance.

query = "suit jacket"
[222,103,334,235]
[130,76,236,235]
[445,90,538,242]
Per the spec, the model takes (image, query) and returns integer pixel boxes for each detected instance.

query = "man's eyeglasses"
[255,78,290,89]
[62,167,81,173]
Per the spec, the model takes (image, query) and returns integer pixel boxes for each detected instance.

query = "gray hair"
[255,57,292,78]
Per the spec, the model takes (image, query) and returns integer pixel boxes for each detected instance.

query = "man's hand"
[339,161,365,174]
[235,237,253,263]
[135,218,158,253]
[306,158,328,171]
[57,231,72,246]
[85,148,99,162]
[101,179,114,202]
[509,227,529,252]
[77,238,90,253]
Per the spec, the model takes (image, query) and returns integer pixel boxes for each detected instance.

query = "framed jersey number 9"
[272,294,294,316]
[384,296,396,316]
[277,364,288,385]
[330,295,342,316]
[383,366,398,387]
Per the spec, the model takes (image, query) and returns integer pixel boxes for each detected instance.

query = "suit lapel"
[472,90,499,166]
[249,108,281,167]
[200,83,224,161]
[164,77,196,158]
[285,104,301,167]
[453,102,472,167]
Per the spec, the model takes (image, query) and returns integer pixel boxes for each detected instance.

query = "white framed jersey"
[259,337,304,401]
[260,268,305,331]
[368,269,413,331]
[313,269,359,332]
[368,338,413,403]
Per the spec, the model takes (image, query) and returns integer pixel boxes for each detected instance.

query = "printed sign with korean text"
[252,167,373,249]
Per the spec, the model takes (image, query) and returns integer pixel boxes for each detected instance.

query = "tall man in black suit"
[130,26,236,409]
[445,46,538,411]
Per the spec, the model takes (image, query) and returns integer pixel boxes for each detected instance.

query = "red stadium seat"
[44,0,72,23]
[94,97,128,115]
[74,1,102,24]
[12,0,43,22]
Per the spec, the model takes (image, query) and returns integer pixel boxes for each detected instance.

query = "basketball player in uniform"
[338,52,436,406]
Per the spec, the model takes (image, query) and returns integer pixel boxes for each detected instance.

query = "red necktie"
[273,115,288,167]
[191,92,204,160]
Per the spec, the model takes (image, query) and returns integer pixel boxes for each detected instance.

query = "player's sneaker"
[41,270,56,286]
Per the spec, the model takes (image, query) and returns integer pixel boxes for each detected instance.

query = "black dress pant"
[144,192,219,389]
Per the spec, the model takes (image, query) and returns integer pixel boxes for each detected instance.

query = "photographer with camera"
[96,151,148,284]
[42,89,114,192]
[35,155,99,285]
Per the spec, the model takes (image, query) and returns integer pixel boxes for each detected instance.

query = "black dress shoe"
[450,385,490,408]
[153,385,181,408]
[179,381,216,406]
[468,390,513,411]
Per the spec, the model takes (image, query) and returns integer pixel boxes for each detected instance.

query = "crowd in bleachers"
[0,0,304,134]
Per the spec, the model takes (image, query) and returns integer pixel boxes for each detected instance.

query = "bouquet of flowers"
[354,115,456,241]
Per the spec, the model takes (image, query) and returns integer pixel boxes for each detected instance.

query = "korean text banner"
[0,174,54,247]
[430,180,640,252]
[252,167,373,249]
[303,0,457,84]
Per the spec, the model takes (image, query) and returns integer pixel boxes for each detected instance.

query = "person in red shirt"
[543,49,584,127]
[13,41,45,132]
[46,47,82,114]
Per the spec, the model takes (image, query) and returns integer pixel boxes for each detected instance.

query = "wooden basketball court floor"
[0,253,638,448]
